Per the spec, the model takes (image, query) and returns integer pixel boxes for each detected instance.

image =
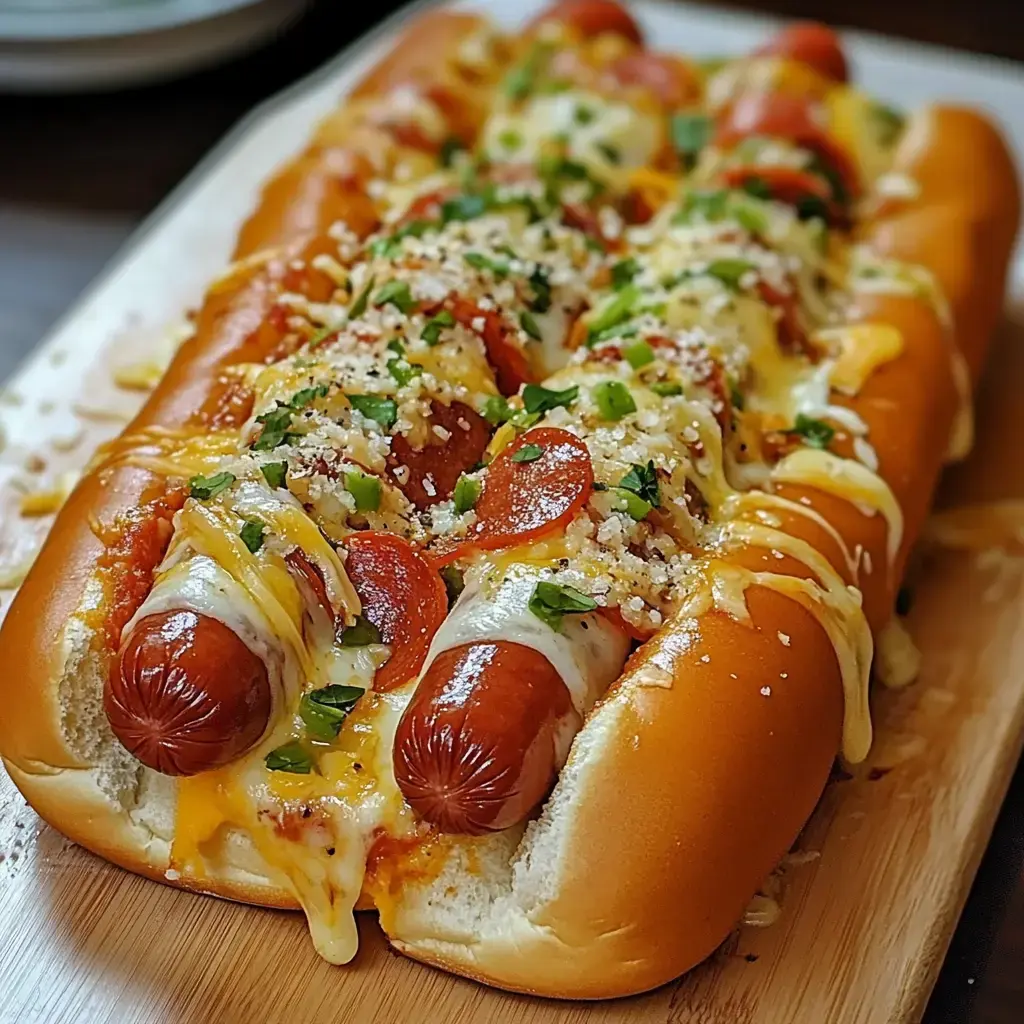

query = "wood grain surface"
[2,302,1024,1024]
[1,3,1024,1022]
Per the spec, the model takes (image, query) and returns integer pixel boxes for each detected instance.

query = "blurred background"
[0,1,1021,1021]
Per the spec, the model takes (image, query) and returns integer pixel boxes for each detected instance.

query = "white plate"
[0,0,309,91]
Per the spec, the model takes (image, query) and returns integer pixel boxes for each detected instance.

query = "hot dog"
[108,610,272,776]
[0,1,1018,1001]
[394,641,580,834]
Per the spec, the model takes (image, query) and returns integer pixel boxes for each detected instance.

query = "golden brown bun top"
[867,106,1021,383]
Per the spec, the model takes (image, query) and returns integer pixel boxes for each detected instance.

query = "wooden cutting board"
[3,1,1024,1019]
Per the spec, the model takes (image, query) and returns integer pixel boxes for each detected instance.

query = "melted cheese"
[482,90,661,178]
[425,563,630,718]
[816,323,903,396]
[772,448,904,565]
[172,686,415,965]
[125,554,286,689]
[946,350,974,462]
[89,426,239,478]
[169,501,313,678]
[710,521,874,763]
[229,481,360,619]
[874,615,921,689]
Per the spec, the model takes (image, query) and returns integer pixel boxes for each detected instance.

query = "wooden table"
[0,2,1021,1021]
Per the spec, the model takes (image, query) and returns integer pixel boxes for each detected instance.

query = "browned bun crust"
[387,585,844,999]
[865,106,1021,384]
[0,0,1018,999]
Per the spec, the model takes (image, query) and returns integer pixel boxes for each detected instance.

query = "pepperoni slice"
[382,121,440,154]
[721,165,845,226]
[396,188,451,228]
[715,91,860,200]
[758,279,808,354]
[443,427,593,560]
[561,202,604,239]
[755,22,849,83]
[447,297,535,396]
[343,532,448,692]
[608,52,701,109]
[723,165,831,206]
[286,549,333,619]
[388,400,491,510]
[532,0,643,44]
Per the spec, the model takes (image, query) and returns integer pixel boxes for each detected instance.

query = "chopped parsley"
[239,519,266,554]
[373,280,417,315]
[339,615,382,647]
[250,385,328,451]
[452,474,481,514]
[299,684,364,741]
[289,384,329,410]
[481,394,513,426]
[347,275,376,320]
[346,394,398,430]
[676,188,729,223]
[300,684,364,741]
[421,309,455,346]
[369,220,432,259]
[528,581,598,632]
[344,470,381,512]
[592,380,637,421]
[587,283,640,342]
[519,310,543,341]
[611,257,640,290]
[260,461,288,489]
[512,443,544,463]
[264,741,314,774]
[790,413,835,450]
[441,191,490,225]
[251,406,294,450]
[464,251,509,277]
[528,267,553,312]
[522,383,578,415]
[670,112,713,170]
[387,357,423,387]
[503,42,548,102]
[307,324,337,349]
[618,460,660,507]
[188,471,235,501]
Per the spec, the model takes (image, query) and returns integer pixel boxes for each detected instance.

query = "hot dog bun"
[1,2,1019,1000]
